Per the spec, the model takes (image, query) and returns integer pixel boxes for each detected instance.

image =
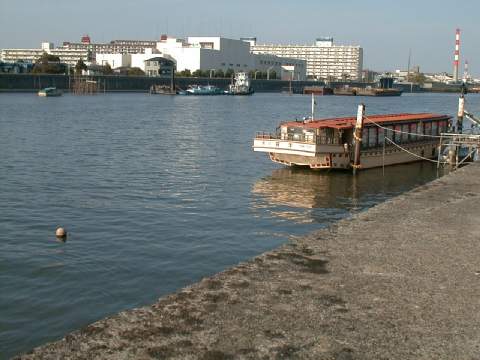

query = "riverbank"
[0,73,467,94]
[15,162,480,359]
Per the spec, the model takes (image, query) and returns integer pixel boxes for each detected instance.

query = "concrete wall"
[0,73,376,93]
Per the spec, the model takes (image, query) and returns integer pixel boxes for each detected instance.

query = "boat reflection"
[252,162,445,224]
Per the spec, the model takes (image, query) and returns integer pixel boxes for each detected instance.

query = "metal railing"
[255,132,317,144]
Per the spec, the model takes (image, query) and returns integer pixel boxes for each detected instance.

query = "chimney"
[453,28,460,83]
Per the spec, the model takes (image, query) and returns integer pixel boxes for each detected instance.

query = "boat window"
[431,121,438,136]
[385,125,394,141]
[401,124,409,143]
[304,130,314,143]
[417,122,423,139]
[410,123,417,141]
[439,120,447,134]
[318,128,336,144]
[424,122,432,136]
[394,125,402,143]
[378,127,385,145]
[368,127,377,147]
[361,128,369,149]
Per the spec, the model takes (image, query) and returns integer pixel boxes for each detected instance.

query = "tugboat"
[226,72,254,95]
[38,87,62,97]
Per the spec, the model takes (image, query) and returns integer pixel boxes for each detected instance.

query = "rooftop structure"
[61,38,157,54]
[249,37,363,80]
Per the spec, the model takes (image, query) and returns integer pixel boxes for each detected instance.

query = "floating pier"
[15,163,480,359]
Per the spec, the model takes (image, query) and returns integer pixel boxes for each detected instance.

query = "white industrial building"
[248,37,363,80]
[94,36,306,80]
[1,36,307,80]
[96,53,131,68]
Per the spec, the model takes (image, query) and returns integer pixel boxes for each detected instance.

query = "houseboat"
[253,107,451,170]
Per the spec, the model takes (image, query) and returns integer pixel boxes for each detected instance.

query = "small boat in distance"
[225,72,254,95]
[184,84,224,95]
[149,84,176,95]
[253,104,451,170]
[38,87,62,97]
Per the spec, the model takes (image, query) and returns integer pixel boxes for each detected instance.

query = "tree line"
[30,53,279,79]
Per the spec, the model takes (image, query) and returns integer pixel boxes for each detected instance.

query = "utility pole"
[352,104,365,175]
[457,85,465,133]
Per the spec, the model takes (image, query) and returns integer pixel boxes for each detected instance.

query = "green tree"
[75,59,87,75]
[268,70,277,80]
[215,69,225,78]
[32,52,65,74]
[192,69,203,77]
[127,67,145,76]
[102,63,113,75]
[176,69,191,77]
[225,68,234,78]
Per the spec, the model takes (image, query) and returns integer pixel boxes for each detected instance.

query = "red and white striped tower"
[453,28,461,83]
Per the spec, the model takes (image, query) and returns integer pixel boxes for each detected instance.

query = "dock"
[15,163,480,359]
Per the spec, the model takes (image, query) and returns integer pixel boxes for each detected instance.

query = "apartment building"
[248,37,363,80]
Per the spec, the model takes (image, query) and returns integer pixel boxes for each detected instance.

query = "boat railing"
[255,132,317,144]
[255,132,278,140]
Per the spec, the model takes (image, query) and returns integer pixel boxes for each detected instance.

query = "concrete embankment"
[0,73,368,93]
[15,164,480,359]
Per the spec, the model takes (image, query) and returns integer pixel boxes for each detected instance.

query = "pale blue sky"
[1,0,478,75]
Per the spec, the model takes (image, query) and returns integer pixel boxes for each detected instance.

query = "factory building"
[248,37,363,81]
[96,36,306,79]
[1,35,307,79]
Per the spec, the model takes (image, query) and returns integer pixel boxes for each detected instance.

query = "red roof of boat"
[282,113,450,130]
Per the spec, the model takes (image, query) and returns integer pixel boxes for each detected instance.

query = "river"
[1,92,477,358]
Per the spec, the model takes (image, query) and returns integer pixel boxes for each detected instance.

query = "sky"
[1,0,478,76]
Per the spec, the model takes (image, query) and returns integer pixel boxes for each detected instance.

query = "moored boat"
[225,72,254,95]
[38,87,62,97]
[303,86,333,95]
[253,108,451,171]
[356,87,402,97]
[184,84,224,95]
[149,84,176,95]
[333,86,357,96]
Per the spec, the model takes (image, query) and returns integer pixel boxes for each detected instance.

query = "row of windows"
[361,121,448,149]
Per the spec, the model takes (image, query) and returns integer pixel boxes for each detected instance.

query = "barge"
[356,87,402,97]
[253,106,451,170]
[303,86,333,96]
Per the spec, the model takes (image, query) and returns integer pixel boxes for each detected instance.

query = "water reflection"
[252,162,446,224]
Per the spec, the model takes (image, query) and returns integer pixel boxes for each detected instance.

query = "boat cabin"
[254,112,451,170]
[277,113,450,149]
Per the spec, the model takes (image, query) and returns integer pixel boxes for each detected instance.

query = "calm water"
[1,92,477,358]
